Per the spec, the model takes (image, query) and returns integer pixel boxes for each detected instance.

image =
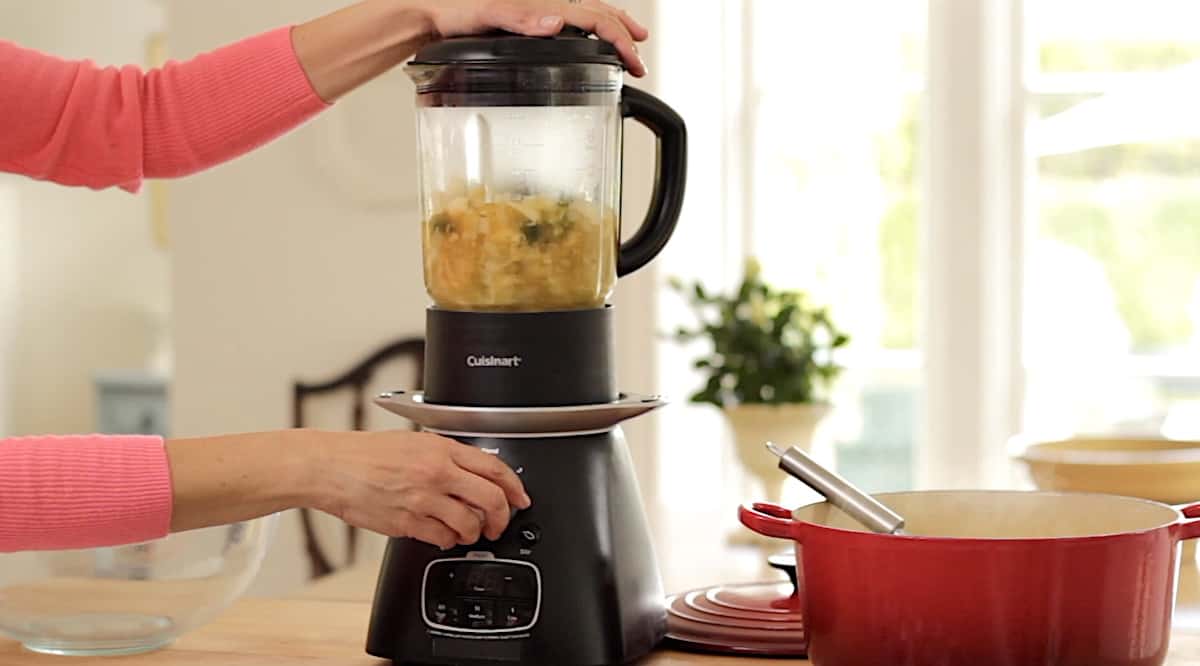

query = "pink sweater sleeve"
[0,26,329,192]
[0,435,173,552]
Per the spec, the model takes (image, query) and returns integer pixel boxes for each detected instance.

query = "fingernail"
[540,15,563,28]
[521,494,533,508]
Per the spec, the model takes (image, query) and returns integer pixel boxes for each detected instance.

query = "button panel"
[423,558,541,633]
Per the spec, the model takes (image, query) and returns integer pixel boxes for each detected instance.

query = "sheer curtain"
[649,0,1028,502]
[649,0,1200,510]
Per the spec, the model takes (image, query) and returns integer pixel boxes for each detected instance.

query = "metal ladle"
[766,442,907,535]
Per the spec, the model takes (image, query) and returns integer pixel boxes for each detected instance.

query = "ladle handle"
[767,443,905,535]
[617,86,687,277]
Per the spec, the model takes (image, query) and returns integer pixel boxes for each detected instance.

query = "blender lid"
[410,26,623,68]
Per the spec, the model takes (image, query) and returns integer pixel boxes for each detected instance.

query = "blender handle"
[618,86,688,277]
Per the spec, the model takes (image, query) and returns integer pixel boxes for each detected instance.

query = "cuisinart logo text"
[466,355,523,368]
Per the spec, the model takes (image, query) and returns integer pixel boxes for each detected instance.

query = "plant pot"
[723,402,831,509]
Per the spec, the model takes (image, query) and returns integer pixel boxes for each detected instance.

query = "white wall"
[166,0,662,597]
[0,180,18,436]
[0,1,168,437]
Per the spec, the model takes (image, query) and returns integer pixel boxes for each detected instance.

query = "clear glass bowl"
[0,515,276,656]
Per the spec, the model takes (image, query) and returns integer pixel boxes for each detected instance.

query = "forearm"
[0,27,327,191]
[0,0,644,192]
[292,0,436,103]
[0,435,172,552]
[165,430,326,532]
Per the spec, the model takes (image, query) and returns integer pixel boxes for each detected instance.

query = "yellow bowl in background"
[1015,436,1200,506]
[1016,436,1200,624]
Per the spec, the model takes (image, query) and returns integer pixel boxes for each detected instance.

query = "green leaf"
[667,258,847,405]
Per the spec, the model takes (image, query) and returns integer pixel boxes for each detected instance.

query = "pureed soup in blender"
[423,187,617,311]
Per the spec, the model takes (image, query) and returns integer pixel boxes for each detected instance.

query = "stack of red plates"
[664,579,806,656]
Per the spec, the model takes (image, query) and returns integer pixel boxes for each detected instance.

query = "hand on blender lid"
[424,0,650,77]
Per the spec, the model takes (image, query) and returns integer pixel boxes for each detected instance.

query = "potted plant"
[670,258,850,508]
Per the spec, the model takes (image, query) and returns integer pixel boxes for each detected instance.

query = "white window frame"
[921,0,1027,489]
[649,0,1033,493]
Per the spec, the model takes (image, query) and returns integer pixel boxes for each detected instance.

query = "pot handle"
[1178,503,1200,540]
[739,503,799,540]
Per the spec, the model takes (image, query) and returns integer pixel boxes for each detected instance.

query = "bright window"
[653,0,1200,512]
[745,1,926,491]
[1025,0,1200,439]
[655,0,927,499]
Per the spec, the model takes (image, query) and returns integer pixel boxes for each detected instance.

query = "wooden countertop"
[4,562,1200,665]
[1,595,1199,665]
[0,598,785,666]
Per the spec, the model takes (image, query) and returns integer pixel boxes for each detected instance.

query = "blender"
[364,27,687,666]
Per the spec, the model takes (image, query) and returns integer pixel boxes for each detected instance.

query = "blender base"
[366,428,666,666]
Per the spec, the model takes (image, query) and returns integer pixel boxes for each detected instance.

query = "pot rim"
[788,489,1196,544]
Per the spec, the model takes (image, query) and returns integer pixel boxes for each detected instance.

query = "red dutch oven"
[739,490,1200,666]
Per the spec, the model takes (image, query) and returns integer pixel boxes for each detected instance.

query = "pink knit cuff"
[0,435,173,552]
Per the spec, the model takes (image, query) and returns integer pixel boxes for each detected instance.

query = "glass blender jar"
[407,28,687,312]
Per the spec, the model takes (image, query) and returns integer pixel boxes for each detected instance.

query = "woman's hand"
[425,0,650,76]
[312,430,531,549]
[166,429,530,550]
[293,0,650,102]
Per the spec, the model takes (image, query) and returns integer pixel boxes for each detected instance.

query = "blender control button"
[501,601,535,628]
[431,600,460,626]
[465,567,486,594]
[448,566,470,595]
[514,602,536,626]
[465,564,507,596]
[464,600,495,628]
[502,571,537,599]
[518,524,541,546]
[502,607,520,628]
